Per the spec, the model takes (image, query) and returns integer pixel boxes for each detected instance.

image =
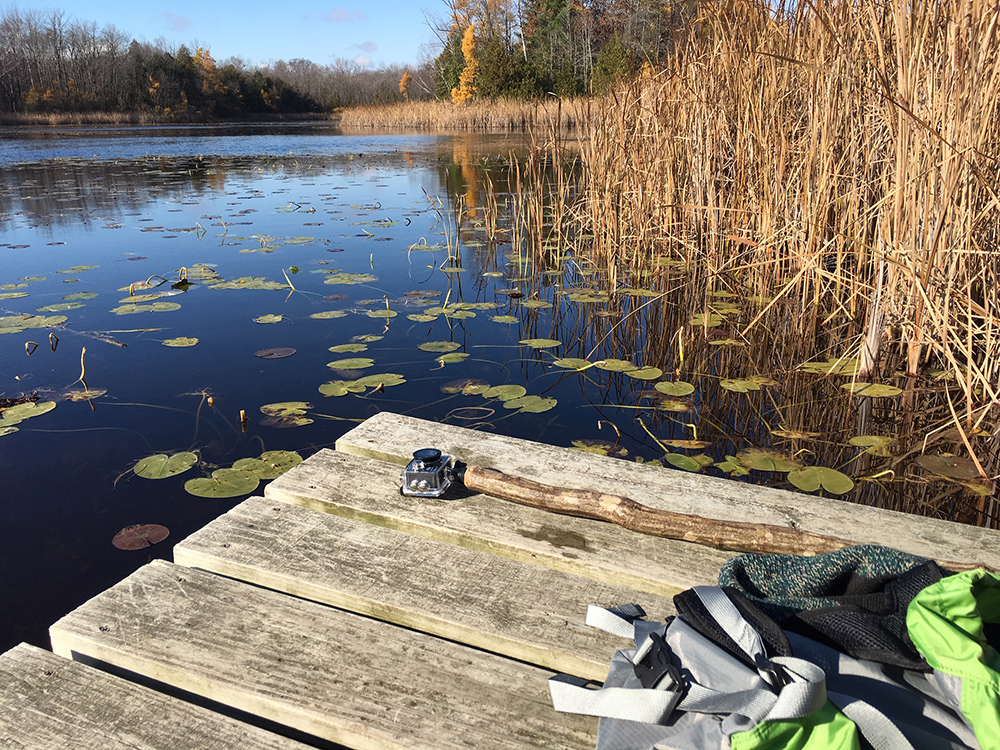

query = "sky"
[3,0,439,69]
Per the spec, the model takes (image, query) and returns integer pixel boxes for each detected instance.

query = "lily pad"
[849,435,894,457]
[625,366,663,381]
[787,466,855,495]
[491,315,519,324]
[841,382,903,398]
[689,313,726,327]
[329,343,369,353]
[256,347,296,359]
[354,373,406,388]
[133,452,198,479]
[366,309,398,319]
[437,352,469,364]
[0,426,19,437]
[441,378,490,395]
[210,276,288,291]
[720,378,761,393]
[36,302,84,312]
[112,523,170,550]
[571,439,628,457]
[520,338,561,349]
[520,300,552,309]
[111,302,181,314]
[353,334,383,343]
[664,453,707,472]
[419,341,461,353]
[61,388,107,402]
[552,358,593,370]
[254,314,283,324]
[484,384,527,401]
[163,337,198,347]
[913,454,980,480]
[327,358,374,370]
[715,456,750,477]
[233,450,303,479]
[319,380,365,396]
[655,381,695,397]
[310,310,349,319]
[63,292,98,301]
[595,359,636,372]
[1,400,56,425]
[799,357,860,376]
[408,313,438,323]
[184,468,260,498]
[736,448,803,473]
[323,272,376,285]
[260,401,312,417]
[652,398,692,413]
[502,395,558,413]
[662,439,712,449]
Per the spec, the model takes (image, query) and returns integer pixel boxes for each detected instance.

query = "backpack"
[549,545,1000,750]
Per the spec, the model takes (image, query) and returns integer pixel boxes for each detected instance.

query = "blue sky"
[3,1,437,68]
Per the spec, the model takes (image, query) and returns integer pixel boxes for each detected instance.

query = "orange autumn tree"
[399,69,412,101]
[451,24,477,105]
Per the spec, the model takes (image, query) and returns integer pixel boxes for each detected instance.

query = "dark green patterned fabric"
[718,544,931,622]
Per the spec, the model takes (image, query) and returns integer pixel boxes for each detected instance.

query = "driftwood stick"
[460,465,991,571]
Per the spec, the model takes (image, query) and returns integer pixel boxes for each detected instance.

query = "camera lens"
[412,448,442,464]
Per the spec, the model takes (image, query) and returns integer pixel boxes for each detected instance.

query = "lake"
[0,122,982,654]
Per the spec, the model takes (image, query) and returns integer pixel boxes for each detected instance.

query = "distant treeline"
[0,2,699,119]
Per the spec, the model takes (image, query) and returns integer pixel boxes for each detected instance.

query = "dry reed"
[338,98,591,133]
[506,0,999,522]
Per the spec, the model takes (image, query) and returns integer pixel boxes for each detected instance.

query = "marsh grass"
[506,0,1000,523]
[338,98,591,133]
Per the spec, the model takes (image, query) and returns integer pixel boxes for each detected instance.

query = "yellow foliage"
[451,24,478,106]
[399,69,412,102]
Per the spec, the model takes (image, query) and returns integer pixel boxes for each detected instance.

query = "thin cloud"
[163,13,192,32]
[353,54,373,67]
[353,41,377,53]
[325,7,366,22]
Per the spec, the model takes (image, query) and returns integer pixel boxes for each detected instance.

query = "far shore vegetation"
[2,0,998,520]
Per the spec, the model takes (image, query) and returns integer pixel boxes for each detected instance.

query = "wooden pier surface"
[4,411,1000,747]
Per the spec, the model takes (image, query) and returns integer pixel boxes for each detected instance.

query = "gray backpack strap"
[549,673,684,723]
[691,586,767,664]
[829,693,919,750]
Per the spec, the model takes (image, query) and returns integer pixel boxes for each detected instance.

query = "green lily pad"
[437,352,470,364]
[1,400,56,425]
[61,388,107,402]
[484,384,527,401]
[419,341,461,353]
[491,315,519,324]
[720,378,761,393]
[625,366,663,381]
[715,456,750,477]
[798,357,860,376]
[310,310,349,319]
[770,427,822,439]
[736,448,803,473]
[256,347,296,359]
[133,452,198,479]
[0,292,29,300]
[663,439,712,449]
[652,398,692,413]
[689,313,726,326]
[664,453,706,472]
[163,337,198,347]
[571,440,628,457]
[354,373,406,388]
[366,309,398,319]
[36,302,84,312]
[319,380,367,397]
[552,358,593,370]
[260,401,312,417]
[788,466,855,495]
[327,358,375,370]
[353,334,384,343]
[441,378,490,395]
[444,309,475,319]
[520,338,561,349]
[184,469,260,498]
[323,272,376,285]
[233,450,303,480]
[111,302,181,314]
[329,343,369,353]
[210,276,288,290]
[63,292,98,301]
[408,313,438,323]
[254,314,283,324]
[595,359,636,372]
[520,300,552,309]
[0,426,19,437]
[58,265,97,274]
[841,382,903,397]
[655,381,695,397]
[708,339,745,347]
[849,435,894,457]
[502,395,558,413]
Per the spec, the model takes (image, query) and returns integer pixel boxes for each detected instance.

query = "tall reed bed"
[338,98,591,133]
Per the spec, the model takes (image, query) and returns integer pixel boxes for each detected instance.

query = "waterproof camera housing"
[400,448,462,498]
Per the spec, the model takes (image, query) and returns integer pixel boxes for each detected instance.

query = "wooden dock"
[4,411,1000,748]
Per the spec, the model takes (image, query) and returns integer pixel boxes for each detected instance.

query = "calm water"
[0,122,696,652]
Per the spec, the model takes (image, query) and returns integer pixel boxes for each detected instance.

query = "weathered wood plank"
[49,560,596,750]
[334,412,1000,569]
[265,448,729,597]
[0,643,309,750]
[174,495,672,682]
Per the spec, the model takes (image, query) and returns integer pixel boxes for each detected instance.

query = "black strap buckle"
[632,631,683,690]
